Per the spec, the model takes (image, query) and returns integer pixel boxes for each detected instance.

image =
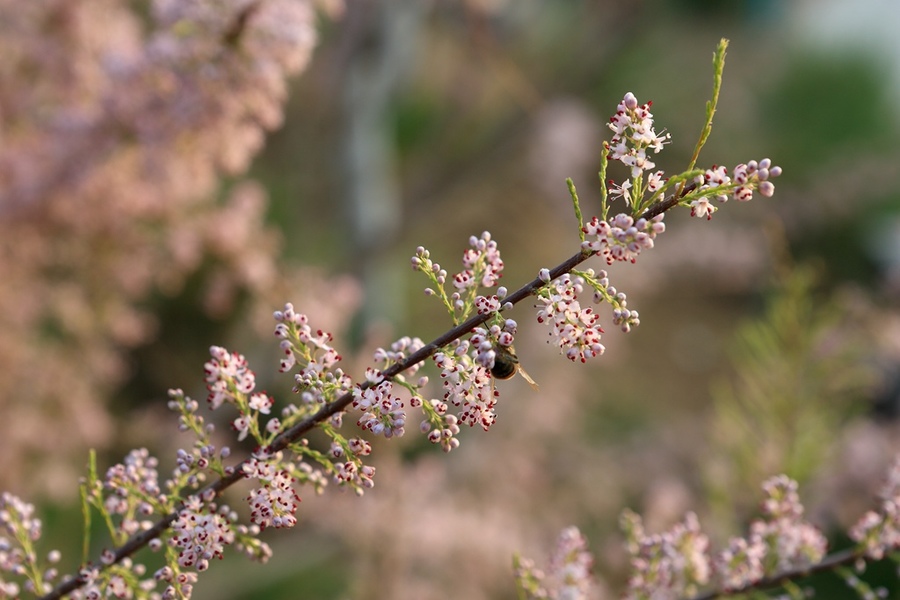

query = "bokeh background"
[3,0,900,598]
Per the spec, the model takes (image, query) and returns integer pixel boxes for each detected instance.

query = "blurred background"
[3,0,900,598]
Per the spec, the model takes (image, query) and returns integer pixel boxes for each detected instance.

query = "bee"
[490,344,539,390]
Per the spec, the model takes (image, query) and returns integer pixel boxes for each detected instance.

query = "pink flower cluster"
[155,568,199,600]
[352,380,407,439]
[72,562,151,600]
[204,346,256,410]
[175,444,227,480]
[202,346,281,443]
[850,456,900,560]
[334,461,376,495]
[170,496,234,572]
[373,335,426,378]
[713,476,827,590]
[470,321,518,370]
[0,0,321,489]
[274,303,350,404]
[455,231,504,290]
[515,526,595,599]
[103,449,161,534]
[623,475,827,599]
[535,274,605,363]
[0,492,44,597]
[413,235,507,326]
[474,294,504,315]
[582,214,666,265]
[623,511,711,600]
[590,270,641,333]
[243,452,302,530]
[433,343,496,431]
[547,527,594,598]
[411,246,448,296]
[690,159,783,219]
[420,320,524,448]
[275,303,342,369]
[423,413,462,453]
[607,92,671,178]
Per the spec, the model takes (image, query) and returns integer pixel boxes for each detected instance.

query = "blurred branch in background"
[0,0,321,498]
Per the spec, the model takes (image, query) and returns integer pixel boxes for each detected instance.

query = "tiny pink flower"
[248,392,273,414]
[690,197,716,220]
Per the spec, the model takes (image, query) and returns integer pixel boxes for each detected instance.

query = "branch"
[642,182,696,220]
[38,197,679,600]
[687,546,866,600]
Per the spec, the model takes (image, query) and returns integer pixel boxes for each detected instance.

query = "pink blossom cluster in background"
[0,0,325,495]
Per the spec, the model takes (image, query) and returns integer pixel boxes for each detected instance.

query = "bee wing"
[516,365,539,391]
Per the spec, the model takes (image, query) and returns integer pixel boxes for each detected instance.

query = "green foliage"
[686,38,727,173]
[761,52,896,172]
[705,261,878,523]
[390,91,444,157]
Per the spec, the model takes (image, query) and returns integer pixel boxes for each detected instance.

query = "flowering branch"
[1,37,794,600]
[518,461,900,600]
[32,215,628,600]
[686,546,866,600]
[633,462,900,600]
